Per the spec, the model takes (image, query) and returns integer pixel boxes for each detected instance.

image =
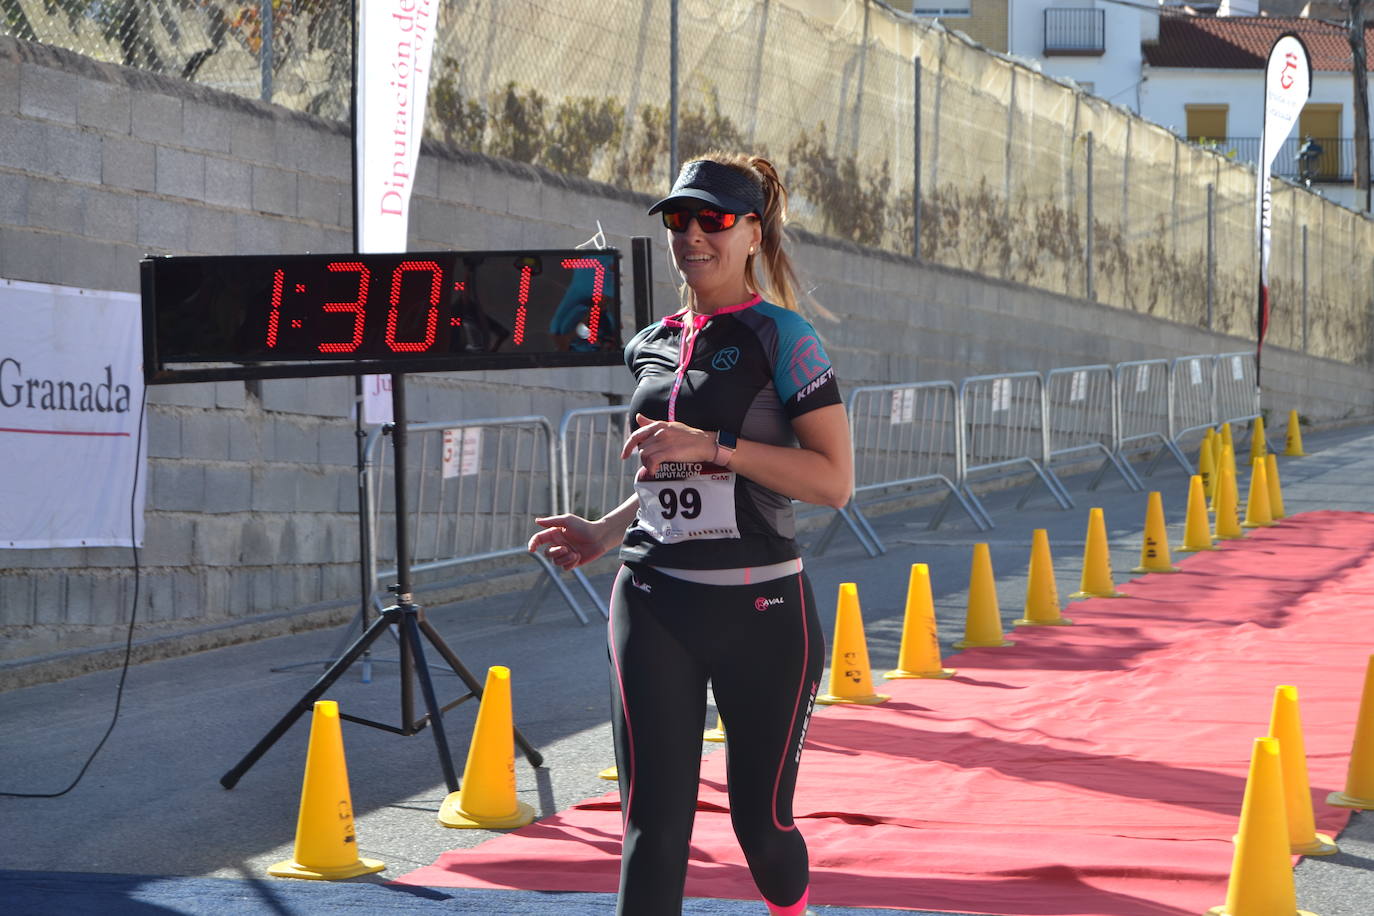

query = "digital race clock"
[141,245,651,383]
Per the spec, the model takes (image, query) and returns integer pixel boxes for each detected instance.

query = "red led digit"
[560,258,606,344]
[319,261,370,353]
[386,260,442,352]
[265,268,285,348]
[513,265,531,346]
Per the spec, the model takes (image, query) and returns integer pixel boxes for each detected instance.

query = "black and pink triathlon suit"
[609,292,841,915]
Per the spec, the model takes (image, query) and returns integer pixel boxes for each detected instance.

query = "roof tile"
[1144,14,1374,71]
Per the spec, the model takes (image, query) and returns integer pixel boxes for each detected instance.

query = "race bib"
[634,461,739,543]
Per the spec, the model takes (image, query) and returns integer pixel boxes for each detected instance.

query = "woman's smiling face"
[667,207,761,309]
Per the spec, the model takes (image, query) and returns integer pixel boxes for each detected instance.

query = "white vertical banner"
[1255,33,1310,373]
[0,280,146,548]
[356,0,440,424]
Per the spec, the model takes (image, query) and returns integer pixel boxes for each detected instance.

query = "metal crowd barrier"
[816,381,985,557]
[1165,351,1262,471]
[555,405,636,615]
[1115,358,1189,478]
[364,416,594,625]
[1044,364,1141,492]
[357,354,1269,605]
[1168,353,1217,458]
[959,372,1072,521]
[1212,351,1263,449]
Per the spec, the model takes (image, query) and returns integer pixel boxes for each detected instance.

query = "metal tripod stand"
[221,372,543,791]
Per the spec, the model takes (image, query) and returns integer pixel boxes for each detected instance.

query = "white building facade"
[1004,0,1158,109]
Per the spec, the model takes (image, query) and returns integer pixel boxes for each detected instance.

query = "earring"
[748,247,755,255]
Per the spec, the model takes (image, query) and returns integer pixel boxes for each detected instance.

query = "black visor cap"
[647,159,764,217]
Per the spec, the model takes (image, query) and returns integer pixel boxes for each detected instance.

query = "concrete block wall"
[1,35,1370,679]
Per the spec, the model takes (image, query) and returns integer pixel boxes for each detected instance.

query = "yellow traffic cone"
[1249,415,1268,463]
[268,700,385,880]
[1265,454,1287,520]
[704,712,726,742]
[438,666,536,829]
[1132,491,1180,573]
[1215,451,1245,541]
[1016,529,1072,626]
[1200,432,1218,504]
[598,766,618,781]
[1284,410,1307,457]
[817,583,890,704]
[1268,686,1338,855]
[954,543,1014,648]
[1179,475,1218,553]
[1223,440,1240,490]
[1220,421,1235,457]
[1069,508,1126,598]
[1211,427,1224,489]
[1327,654,1374,810]
[1242,458,1275,529]
[1207,737,1316,916]
[885,563,957,677]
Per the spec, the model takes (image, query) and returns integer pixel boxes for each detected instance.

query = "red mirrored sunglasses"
[661,207,744,233]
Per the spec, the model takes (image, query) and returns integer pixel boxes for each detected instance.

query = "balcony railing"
[1045,8,1105,55]
[1198,136,1357,183]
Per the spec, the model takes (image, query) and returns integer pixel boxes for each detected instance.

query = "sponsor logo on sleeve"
[787,336,829,390]
[795,366,835,401]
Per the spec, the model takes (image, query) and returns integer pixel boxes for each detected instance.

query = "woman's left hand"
[621,413,716,476]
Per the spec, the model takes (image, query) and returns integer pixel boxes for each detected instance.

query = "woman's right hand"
[527,514,614,570]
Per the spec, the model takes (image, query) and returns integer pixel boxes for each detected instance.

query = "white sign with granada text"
[0,279,146,548]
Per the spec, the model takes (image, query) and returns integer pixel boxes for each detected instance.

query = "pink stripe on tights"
[607,567,634,829]
[765,887,809,916]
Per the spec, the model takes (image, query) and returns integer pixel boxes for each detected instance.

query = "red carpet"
[398,510,1372,915]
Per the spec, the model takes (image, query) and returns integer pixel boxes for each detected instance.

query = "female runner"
[529,152,853,916]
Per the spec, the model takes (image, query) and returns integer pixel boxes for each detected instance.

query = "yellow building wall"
[933,0,1009,53]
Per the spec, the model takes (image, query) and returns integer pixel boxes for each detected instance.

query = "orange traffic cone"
[1132,491,1179,573]
[1179,475,1217,553]
[268,700,385,880]
[1249,415,1268,463]
[817,583,890,704]
[885,563,957,678]
[1016,529,1071,626]
[438,666,536,828]
[1327,654,1374,810]
[1241,457,1275,529]
[1268,685,1338,855]
[1069,508,1125,598]
[954,543,1014,648]
[704,712,726,742]
[1199,432,1218,504]
[1265,454,1287,520]
[1207,737,1316,916]
[1284,409,1307,457]
[1215,450,1244,541]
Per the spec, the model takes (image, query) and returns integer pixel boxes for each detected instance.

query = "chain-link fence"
[6,0,1371,363]
[3,1,350,116]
